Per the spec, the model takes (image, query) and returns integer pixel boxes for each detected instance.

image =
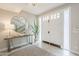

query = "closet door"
[41,16,50,42]
[41,11,64,47]
[49,12,64,46]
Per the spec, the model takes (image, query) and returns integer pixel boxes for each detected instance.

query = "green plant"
[31,20,39,40]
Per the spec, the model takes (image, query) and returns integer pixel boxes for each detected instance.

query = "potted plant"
[31,20,39,41]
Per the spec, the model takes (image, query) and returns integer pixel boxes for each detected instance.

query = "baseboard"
[42,41,79,55]
[43,41,61,48]
[68,49,79,56]
[43,41,50,44]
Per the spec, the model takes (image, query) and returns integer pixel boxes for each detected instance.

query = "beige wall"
[19,10,37,27]
[0,8,18,51]
[0,9,37,51]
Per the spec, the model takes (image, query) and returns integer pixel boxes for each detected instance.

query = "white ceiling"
[0,3,64,15]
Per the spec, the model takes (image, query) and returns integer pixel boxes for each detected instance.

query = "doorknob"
[48,31,50,34]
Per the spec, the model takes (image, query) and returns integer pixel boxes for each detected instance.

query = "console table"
[4,34,34,52]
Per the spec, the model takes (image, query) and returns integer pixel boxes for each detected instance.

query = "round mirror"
[11,16,28,34]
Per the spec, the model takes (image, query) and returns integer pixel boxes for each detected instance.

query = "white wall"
[40,4,79,55]
[69,4,79,54]
[1,3,79,55]
[40,7,64,47]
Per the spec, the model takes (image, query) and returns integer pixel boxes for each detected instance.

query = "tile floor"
[0,41,79,56]
[38,42,78,56]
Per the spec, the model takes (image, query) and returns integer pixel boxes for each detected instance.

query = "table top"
[4,34,34,40]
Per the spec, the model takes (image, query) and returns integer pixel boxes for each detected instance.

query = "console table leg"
[7,39,11,52]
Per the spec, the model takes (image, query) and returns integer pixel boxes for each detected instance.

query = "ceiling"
[0,3,64,15]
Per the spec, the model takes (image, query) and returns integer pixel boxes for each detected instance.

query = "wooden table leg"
[7,39,11,52]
